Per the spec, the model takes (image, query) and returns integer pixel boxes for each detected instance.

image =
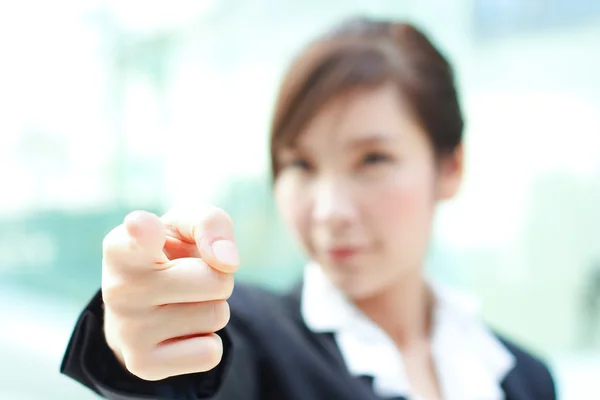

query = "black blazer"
[61,283,557,400]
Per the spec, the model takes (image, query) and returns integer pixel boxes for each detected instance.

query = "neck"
[353,270,434,349]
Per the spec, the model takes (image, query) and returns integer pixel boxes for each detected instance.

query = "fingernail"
[211,240,239,266]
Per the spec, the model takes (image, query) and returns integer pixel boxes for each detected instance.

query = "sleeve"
[60,290,259,400]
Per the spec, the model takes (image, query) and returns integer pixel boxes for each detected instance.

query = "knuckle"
[101,284,123,309]
[196,206,233,234]
[109,317,139,348]
[201,335,224,370]
[124,354,164,381]
[216,272,235,299]
[105,318,150,366]
[102,225,124,256]
[205,206,231,223]
[104,312,123,351]
[103,292,155,349]
[102,282,138,312]
[121,319,152,349]
[103,273,156,312]
[210,301,230,331]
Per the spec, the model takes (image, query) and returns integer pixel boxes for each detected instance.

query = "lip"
[326,247,361,262]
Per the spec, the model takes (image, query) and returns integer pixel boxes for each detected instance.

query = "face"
[274,83,463,300]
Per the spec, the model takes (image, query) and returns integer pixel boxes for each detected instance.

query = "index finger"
[161,206,239,274]
[103,211,169,273]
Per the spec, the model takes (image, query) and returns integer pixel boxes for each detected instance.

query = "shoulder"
[494,332,557,400]
[497,333,554,380]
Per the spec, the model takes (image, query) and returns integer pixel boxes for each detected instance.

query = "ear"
[436,144,464,200]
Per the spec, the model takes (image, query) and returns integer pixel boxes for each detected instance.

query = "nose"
[312,178,358,229]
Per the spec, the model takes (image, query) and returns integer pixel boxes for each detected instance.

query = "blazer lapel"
[501,370,534,400]
[283,282,411,400]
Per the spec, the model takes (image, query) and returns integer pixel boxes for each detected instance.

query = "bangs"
[271,39,404,152]
[269,18,462,180]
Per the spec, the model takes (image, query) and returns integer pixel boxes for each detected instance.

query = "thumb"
[161,206,239,274]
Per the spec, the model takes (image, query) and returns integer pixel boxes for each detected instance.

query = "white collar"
[301,262,516,400]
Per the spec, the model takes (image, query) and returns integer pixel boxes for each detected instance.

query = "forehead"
[294,83,419,150]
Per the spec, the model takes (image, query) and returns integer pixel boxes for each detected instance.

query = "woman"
[61,17,556,400]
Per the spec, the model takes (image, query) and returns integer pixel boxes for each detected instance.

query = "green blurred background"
[0,0,599,398]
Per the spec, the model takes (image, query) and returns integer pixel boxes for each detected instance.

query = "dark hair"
[269,17,464,179]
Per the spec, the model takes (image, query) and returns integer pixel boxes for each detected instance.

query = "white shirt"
[301,263,516,400]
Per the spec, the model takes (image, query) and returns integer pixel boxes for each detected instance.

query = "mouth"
[326,246,362,262]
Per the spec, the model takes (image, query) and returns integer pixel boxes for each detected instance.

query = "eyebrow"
[344,133,394,150]
[287,133,395,154]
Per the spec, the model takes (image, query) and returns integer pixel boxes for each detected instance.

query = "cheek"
[369,168,436,245]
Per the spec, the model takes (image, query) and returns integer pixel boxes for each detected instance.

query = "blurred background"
[0,0,599,398]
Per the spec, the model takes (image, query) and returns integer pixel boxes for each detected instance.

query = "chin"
[326,268,387,301]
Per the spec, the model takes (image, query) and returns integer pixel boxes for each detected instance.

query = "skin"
[101,83,462,400]
[274,83,463,399]
[102,207,240,381]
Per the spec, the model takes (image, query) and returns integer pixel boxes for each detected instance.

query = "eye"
[362,152,391,165]
[289,158,312,171]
